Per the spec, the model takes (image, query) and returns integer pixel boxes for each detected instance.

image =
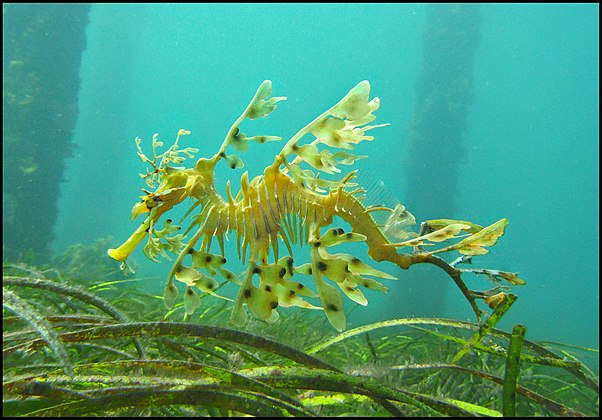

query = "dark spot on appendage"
[317,261,327,272]
[297,283,305,289]
[206,282,214,290]
[265,285,272,292]
[326,303,339,312]
[175,265,183,273]
[186,288,194,295]
[219,152,226,158]
[336,228,344,235]
[288,290,296,298]
[346,286,355,292]
[187,248,195,254]
[313,241,321,248]
[351,258,360,264]
[243,288,252,298]
[344,265,351,273]
[278,268,286,278]
[270,300,278,310]
[308,268,313,275]
[205,255,213,263]
[225,273,232,279]
[346,233,353,239]
[291,143,299,151]
[221,258,227,264]
[253,267,262,275]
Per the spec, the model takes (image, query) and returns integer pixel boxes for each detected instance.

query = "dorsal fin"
[349,169,417,241]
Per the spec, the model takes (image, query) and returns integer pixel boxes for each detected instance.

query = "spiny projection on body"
[108,80,524,331]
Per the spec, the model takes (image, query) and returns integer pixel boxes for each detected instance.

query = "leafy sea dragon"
[108,80,525,331]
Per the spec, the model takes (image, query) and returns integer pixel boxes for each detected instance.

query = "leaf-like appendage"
[317,279,346,332]
[435,219,508,256]
[245,284,279,321]
[184,286,201,314]
[164,280,179,309]
[246,81,287,120]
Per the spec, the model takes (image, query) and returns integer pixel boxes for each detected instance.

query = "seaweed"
[3,262,598,417]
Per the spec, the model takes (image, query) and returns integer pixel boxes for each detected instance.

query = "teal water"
[50,4,598,348]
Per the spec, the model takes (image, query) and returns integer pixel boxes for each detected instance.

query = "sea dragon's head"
[107,82,286,271]
[107,130,201,269]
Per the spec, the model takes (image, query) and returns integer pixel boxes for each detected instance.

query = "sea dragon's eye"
[144,195,158,208]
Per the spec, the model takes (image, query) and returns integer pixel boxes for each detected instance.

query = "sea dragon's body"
[108,81,524,330]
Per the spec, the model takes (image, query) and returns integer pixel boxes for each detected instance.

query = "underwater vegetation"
[2,260,598,416]
[107,80,526,332]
